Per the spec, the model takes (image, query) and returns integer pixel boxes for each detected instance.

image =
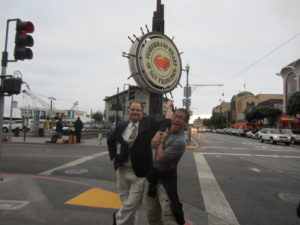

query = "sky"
[1,0,299,122]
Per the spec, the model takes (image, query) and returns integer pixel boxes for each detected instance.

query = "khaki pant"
[116,166,145,225]
[145,181,179,225]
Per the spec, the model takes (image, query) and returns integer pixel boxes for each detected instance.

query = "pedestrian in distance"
[107,100,173,225]
[146,108,190,225]
[74,117,83,143]
[55,118,63,138]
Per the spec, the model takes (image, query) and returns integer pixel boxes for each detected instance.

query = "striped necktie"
[128,123,137,147]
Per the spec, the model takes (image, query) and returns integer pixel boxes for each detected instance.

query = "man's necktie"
[128,123,137,147]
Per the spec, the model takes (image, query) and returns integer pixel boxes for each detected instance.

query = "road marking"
[250,167,261,173]
[39,151,108,175]
[193,152,240,225]
[0,200,29,210]
[199,146,298,153]
[198,152,300,159]
[65,187,121,209]
[200,147,248,150]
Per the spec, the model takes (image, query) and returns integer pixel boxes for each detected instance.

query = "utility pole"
[123,84,130,120]
[48,97,56,117]
[115,87,119,124]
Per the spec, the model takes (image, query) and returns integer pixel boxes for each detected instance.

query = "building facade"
[277,58,300,129]
[103,86,167,123]
[277,58,300,113]
[229,91,283,127]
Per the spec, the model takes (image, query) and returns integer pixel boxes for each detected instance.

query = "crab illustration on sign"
[153,55,170,71]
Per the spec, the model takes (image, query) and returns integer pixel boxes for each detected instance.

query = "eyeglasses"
[129,108,142,112]
[173,114,187,121]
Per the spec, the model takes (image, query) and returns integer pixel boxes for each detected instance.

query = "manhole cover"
[0,200,29,210]
[278,193,300,203]
[64,168,88,175]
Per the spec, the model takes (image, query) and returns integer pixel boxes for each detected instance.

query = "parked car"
[245,130,257,138]
[2,120,23,133]
[254,130,262,139]
[236,128,247,137]
[62,125,74,135]
[229,128,238,136]
[282,129,300,144]
[258,128,291,145]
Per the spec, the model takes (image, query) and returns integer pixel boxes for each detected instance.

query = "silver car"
[282,129,300,144]
[259,128,291,145]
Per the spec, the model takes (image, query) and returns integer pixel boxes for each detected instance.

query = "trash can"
[51,135,58,143]
[38,128,45,137]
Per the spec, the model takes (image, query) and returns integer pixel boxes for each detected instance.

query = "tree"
[108,114,121,123]
[193,117,202,126]
[245,111,255,123]
[246,106,281,127]
[287,91,300,116]
[210,112,226,128]
[264,106,281,126]
[92,111,104,122]
[202,118,211,127]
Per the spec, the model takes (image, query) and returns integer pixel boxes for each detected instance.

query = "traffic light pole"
[0,20,11,181]
[0,19,20,181]
[0,56,6,181]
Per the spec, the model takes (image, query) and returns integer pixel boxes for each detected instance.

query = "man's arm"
[165,100,174,119]
[107,127,118,160]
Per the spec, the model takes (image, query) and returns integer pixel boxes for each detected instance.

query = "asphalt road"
[0,133,300,225]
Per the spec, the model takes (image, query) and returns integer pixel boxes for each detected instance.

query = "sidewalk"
[5,136,106,147]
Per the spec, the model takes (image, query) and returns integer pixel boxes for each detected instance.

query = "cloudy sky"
[1,0,299,121]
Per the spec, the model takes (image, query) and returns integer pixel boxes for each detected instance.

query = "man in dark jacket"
[107,100,173,225]
[74,117,83,143]
[55,118,63,138]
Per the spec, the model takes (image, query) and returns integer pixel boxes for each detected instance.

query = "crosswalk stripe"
[39,152,108,175]
[196,152,300,158]
[193,152,240,225]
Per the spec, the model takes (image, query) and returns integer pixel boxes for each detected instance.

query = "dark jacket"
[56,120,63,132]
[107,116,170,178]
[74,119,83,132]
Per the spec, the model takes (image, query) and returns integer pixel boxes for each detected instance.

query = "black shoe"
[113,211,117,225]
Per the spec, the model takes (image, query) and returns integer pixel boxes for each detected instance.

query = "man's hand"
[160,128,170,143]
[165,100,174,119]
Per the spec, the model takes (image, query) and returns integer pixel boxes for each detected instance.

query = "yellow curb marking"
[65,188,121,209]
[186,145,197,150]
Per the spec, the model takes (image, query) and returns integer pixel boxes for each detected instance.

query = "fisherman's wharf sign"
[128,32,182,94]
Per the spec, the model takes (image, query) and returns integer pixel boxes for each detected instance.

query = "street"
[0,134,300,225]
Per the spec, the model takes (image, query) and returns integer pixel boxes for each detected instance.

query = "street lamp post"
[48,97,56,117]
[185,64,190,111]
[123,84,130,120]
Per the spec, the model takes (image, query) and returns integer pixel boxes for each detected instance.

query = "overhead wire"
[209,32,300,95]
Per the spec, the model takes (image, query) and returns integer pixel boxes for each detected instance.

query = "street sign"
[183,86,191,97]
[183,98,191,106]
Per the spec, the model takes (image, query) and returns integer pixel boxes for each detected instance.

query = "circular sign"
[128,32,182,94]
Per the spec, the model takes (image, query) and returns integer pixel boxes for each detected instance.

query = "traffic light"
[1,77,22,95]
[14,20,34,60]
[128,86,135,100]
